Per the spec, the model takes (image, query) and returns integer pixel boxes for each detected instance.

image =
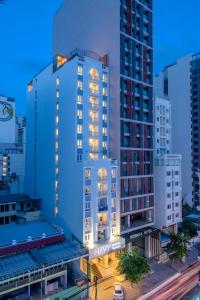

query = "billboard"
[0,96,15,144]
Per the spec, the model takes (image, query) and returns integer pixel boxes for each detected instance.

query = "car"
[113,283,124,300]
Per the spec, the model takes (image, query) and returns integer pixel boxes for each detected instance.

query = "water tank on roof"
[27,236,32,242]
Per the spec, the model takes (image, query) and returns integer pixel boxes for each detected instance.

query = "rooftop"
[0,239,88,281]
[0,193,40,204]
[0,220,59,247]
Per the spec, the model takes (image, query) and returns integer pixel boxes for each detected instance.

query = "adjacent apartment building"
[52,0,159,258]
[155,53,200,209]
[0,95,26,194]
[154,96,182,233]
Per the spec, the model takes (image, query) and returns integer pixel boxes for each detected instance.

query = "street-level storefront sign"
[123,227,159,243]
[89,238,125,259]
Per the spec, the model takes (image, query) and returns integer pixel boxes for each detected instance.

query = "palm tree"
[168,232,188,263]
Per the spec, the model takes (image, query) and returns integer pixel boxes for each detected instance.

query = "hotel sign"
[128,227,159,242]
[89,238,125,259]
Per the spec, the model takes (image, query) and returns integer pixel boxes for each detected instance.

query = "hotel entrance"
[80,238,125,281]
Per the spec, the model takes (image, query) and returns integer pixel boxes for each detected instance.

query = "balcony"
[98,221,108,228]
[121,218,153,232]
[98,175,107,181]
[99,190,107,197]
[98,205,108,212]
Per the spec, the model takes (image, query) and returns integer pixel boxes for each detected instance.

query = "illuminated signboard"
[89,238,125,259]
[0,100,14,122]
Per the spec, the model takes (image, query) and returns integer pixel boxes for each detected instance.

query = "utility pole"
[94,276,98,300]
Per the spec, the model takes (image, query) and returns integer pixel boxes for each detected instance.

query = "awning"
[121,227,160,243]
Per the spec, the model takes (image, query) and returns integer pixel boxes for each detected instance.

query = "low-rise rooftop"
[0,220,60,247]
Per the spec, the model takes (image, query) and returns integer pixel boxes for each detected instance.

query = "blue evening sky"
[0,0,200,115]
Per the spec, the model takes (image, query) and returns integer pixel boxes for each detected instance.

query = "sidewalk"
[89,247,199,300]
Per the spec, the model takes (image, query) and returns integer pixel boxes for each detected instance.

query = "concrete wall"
[155,55,193,205]
[53,0,121,162]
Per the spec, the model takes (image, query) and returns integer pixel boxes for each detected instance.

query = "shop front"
[80,237,125,281]
[122,227,161,259]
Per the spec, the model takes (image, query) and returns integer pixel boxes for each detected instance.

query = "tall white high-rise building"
[154,96,182,233]
[155,55,192,206]
[0,95,25,194]
[25,52,125,276]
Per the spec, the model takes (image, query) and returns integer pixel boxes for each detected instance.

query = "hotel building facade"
[26,52,125,277]
[52,0,159,258]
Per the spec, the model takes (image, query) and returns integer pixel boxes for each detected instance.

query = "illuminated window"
[55,154,59,163]
[77,110,83,119]
[111,198,116,207]
[102,114,107,121]
[77,139,83,149]
[55,180,58,189]
[89,153,98,160]
[98,183,107,196]
[102,101,107,108]
[56,116,59,125]
[89,110,98,122]
[55,128,59,137]
[56,103,59,111]
[77,124,83,134]
[89,124,98,136]
[55,193,59,201]
[89,96,98,108]
[57,55,67,68]
[90,68,99,81]
[55,167,59,175]
[111,168,116,178]
[89,139,98,151]
[85,169,91,180]
[89,82,99,94]
[102,155,107,159]
[77,80,83,90]
[28,82,33,92]
[55,142,58,150]
[98,168,107,180]
[102,141,107,150]
[102,87,107,96]
[78,65,83,75]
[85,233,90,243]
[102,128,107,136]
[56,91,59,98]
[54,206,58,216]
[112,226,116,235]
[56,77,60,86]
[77,95,83,104]
[102,73,108,83]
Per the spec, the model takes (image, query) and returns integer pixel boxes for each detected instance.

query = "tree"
[118,248,150,283]
[168,232,188,262]
[181,220,198,238]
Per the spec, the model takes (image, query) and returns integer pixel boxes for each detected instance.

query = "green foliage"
[181,220,198,238]
[182,202,192,218]
[168,232,188,262]
[118,248,150,283]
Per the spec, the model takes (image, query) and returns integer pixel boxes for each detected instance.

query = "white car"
[113,283,124,300]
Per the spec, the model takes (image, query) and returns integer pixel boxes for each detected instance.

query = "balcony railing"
[99,190,107,197]
[98,205,108,212]
[121,219,153,232]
